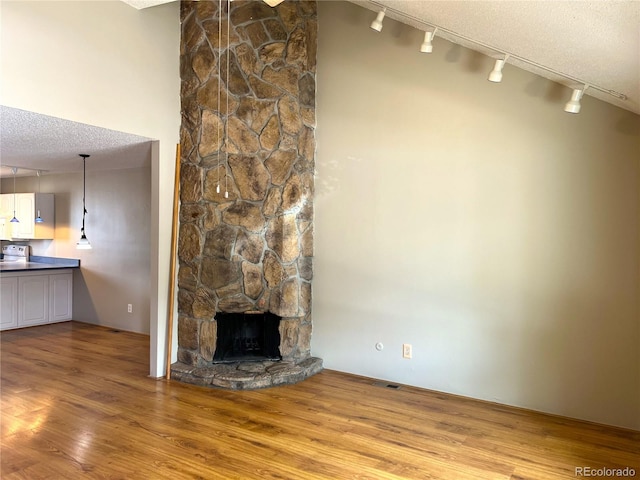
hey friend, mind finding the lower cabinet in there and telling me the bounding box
[49,273,73,323]
[0,277,19,329]
[1,270,73,330]
[19,275,49,326]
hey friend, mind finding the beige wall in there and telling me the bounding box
[314,1,640,429]
[1,1,181,375]
[2,167,152,333]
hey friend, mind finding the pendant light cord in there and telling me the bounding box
[225,0,230,197]
[80,154,89,236]
[216,0,222,191]
[9,167,20,223]
[35,171,43,222]
[13,170,17,217]
[82,157,87,234]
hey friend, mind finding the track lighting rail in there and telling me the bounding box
[366,0,627,102]
[2,165,49,175]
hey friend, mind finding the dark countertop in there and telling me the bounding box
[0,256,80,272]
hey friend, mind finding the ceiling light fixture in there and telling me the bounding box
[488,55,509,83]
[370,8,386,32]
[420,28,438,53]
[76,154,92,250]
[35,170,44,223]
[364,0,627,106]
[564,85,587,114]
[10,168,19,223]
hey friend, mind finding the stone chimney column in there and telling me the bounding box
[176,0,317,370]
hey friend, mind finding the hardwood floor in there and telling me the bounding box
[1,322,638,479]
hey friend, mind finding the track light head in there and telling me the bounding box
[488,56,508,83]
[564,87,586,114]
[370,9,386,32]
[420,28,437,53]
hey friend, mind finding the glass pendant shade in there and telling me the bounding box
[35,210,44,223]
[76,233,92,249]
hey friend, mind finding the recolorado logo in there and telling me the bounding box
[575,466,636,477]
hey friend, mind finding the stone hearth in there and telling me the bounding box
[172,357,322,390]
[171,0,321,389]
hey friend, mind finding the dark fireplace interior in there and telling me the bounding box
[213,312,282,363]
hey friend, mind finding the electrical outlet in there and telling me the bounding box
[402,343,412,359]
[127,304,132,313]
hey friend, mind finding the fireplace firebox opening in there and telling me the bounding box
[213,312,282,363]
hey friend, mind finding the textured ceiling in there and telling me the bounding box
[1,0,638,178]
[0,107,153,179]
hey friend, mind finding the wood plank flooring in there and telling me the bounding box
[1,321,638,479]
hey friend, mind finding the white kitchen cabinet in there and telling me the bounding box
[0,194,15,240]
[0,194,15,217]
[0,270,74,330]
[14,193,36,238]
[0,219,9,241]
[0,193,54,239]
[13,193,55,239]
[0,277,19,329]
[49,272,73,322]
[18,275,49,326]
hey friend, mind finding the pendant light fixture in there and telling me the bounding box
[35,170,44,223]
[10,168,19,223]
[76,154,92,250]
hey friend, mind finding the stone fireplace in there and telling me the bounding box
[170,0,322,389]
